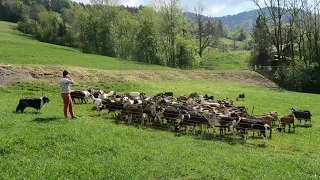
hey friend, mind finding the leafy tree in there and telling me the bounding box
[237,28,247,41]
[135,6,160,64]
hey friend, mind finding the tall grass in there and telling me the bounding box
[0,81,319,179]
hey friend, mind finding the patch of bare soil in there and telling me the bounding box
[0,64,279,88]
[0,64,34,86]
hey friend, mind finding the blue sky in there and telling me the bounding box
[73,0,258,17]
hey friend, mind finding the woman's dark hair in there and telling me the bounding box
[63,70,69,77]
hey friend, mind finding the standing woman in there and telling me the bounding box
[60,70,77,119]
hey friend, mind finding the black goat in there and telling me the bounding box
[181,109,208,133]
[70,91,86,104]
[236,93,245,101]
[203,94,214,100]
[236,118,271,143]
[290,108,312,124]
[164,92,174,97]
[99,99,124,117]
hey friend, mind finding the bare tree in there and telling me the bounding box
[253,0,290,63]
[193,1,219,58]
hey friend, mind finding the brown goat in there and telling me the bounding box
[242,112,274,126]
[177,94,188,101]
[240,112,274,137]
[187,92,199,100]
[278,114,295,132]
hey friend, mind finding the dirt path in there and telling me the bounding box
[0,64,278,88]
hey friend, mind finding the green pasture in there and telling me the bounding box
[202,49,251,70]
[1,21,253,72]
[0,81,319,179]
[0,21,172,71]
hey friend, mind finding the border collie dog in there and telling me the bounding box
[16,97,50,113]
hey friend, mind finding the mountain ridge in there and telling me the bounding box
[184,8,261,32]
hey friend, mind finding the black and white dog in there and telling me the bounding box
[16,97,50,113]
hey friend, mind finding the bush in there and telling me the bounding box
[17,18,35,34]
[275,61,320,93]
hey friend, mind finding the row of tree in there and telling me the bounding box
[251,0,320,93]
[1,0,227,69]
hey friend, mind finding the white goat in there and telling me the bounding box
[98,90,116,101]
[90,95,103,115]
[129,92,141,100]
[202,110,237,140]
[82,90,92,102]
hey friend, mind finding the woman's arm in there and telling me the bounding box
[65,75,75,84]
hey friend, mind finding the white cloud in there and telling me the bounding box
[72,0,258,16]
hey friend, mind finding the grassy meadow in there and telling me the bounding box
[201,38,251,70]
[0,21,172,70]
[1,81,320,179]
[1,21,251,71]
[1,20,320,179]
[202,49,250,70]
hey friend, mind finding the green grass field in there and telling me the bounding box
[0,81,319,179]
[1,20,320,179]
[0,21,172,70]
[202,49,250,70]
[200,37,251,70]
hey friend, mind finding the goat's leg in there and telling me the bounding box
[141,114,144,125]
[289,124,291,132]
[106,110,110,118]
[213,126,216,137]
[243,130,247,143]
[293,122,295,132]
[129,114,132,124]
[262,131,268,144]
[97,108,101,116]
[230,124,236,142]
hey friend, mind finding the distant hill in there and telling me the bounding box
[184,8,264,32]
[184,7,291,32]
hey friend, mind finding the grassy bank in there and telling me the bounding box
[0,21,172,71]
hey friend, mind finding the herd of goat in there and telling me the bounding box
[70,89,312,143]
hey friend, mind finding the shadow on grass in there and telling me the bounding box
[245,142,269,148]
[276,129,296,134]
[13,111,39,114]
[194,133,237,143]
[33,117,63,123]
[13,31,36,40]
[269,87,285,92]
[295,124,312,128]
[112,118,268,147]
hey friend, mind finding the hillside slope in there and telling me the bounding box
[0,21,172,71]
[0,21,277,88]
[0,64,278,88]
